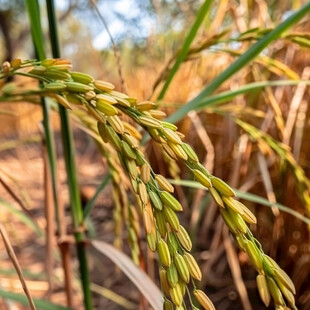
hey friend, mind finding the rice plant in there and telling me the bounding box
[0,0,309,309]
[0,56,299,310]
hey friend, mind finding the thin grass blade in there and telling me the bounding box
[0,198,43,236]
[92,239,163,310]
[83,174,111,219]
[90,283,136,309]
[25,0,46,59]
[168,179,310,225]
[157,0,213,100]
[195,80,310,109]
[0,289,71,310]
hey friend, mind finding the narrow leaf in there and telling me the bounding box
[195,80,310,109]
[168,179,310,225]
[157,0,213,99]
[235,190,310,225]
[92,239,163,310]
[0,198,43,237]
[90,283,136,309]
[25,0,46,59]
[83,174,111,219]
[0,289,71,310]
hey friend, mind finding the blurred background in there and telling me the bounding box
[0,0,310,309]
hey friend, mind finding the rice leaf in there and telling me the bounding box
[92,239,163,310]
[90,283,136,309]
[0,198,43,237]
[83,174,111,218]
[25,0,46,59]
[157,0,213,99]
[168,179,310,225]
[195,80,310,109]
[0,289,71,310]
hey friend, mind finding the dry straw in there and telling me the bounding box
[0,58,297,310]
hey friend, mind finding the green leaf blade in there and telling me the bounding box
[168,179,310,225]
[0,289,71,310]
[157,0,213,100]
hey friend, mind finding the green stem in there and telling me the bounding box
[76,242,93,307]
[45,0,61,57]
[45,0,93,309]
[42,99,59,218]
[14,72,51,83]
[25,0,60,229]
[1,90,46,97]
[57,109,83,228]
[0,72,50,82]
